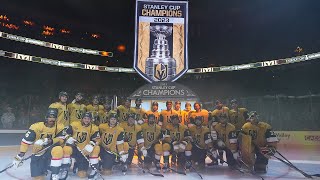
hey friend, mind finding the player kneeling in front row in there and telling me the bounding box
[240,111,278,173]
[120,113,146,169]
[210,113,239,168]
[13,108,67,180]
[189,116,213,167]
[62,112,100,179]
[141,114,163,168]
[99,111,129,175]
[163,114,193,170]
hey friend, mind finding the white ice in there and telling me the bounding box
[0,144,319,180]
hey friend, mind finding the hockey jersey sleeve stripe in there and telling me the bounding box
[117,140,124,145]
[267,137,278,142]
[22,138,33,145]
[137,138,144,144]
[205,139,212,144]
[229,139,237,144]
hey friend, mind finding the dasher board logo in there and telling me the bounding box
[134,0,188,83]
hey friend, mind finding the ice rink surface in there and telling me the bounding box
[0,134,319,180]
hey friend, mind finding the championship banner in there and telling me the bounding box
[134,0,188,83]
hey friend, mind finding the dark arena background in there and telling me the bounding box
[0,0,319,180]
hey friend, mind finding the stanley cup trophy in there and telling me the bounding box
[145,25,176,81]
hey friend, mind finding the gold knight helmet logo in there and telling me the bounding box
[76,132,88,143]
[147,132,154,142]
[154,63,168,81]
[103,133,114,145]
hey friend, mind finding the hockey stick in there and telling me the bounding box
[160,163,186,175]
[275,149,320,178]
[190,165,203,179]
[133,151,164,177]
[75,145,105,180]
[134,162,164,177]
[0,142,57,174]
[238,159,265,180]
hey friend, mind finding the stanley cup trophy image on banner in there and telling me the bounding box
[134,0,188,83]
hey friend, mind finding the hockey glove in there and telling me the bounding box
[83,141,96,156]
[13,153,24,168]
[141,146,148,157]
[119,152,128,163]
[66,137,77,145]
[260,146,276,158]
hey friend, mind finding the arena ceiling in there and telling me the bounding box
[1,0,320,68]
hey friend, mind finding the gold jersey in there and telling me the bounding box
[241,121,278,148]
[133,107,147,121]
[49,102,69,126]
[145,110,160,124]
[189,109,209,126]
[141,123,162,149]
[164,124,191,143]
[229,108,248,130]
[210,106,230,121]
[189,126,212,149]
[86,104,105,123]
[67,121,100,149]
[212,122,237,152]
[159,109,178,130]
[99,123,125,153]
[116,105,135,123]
[20,122,66,153]
[67,102,86,123]
[181,109,192,126]
[120,123,144,148]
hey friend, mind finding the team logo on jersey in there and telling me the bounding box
[196,134,201,145]
[173,132,180,141]
[64,110,69,120]
[103,133,114,145]
[124,132,133,142]
[77,132,88,143]
[76,109,84,119]
[146,132,154,142]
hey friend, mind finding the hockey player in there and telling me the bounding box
[145,101,160,124]
[240,111,278,173]
[49,91,70,126]
[189,116,213,167]
[210,100,230,123]
[174,101,183,120]
[86,95,104,126]
[210,100,230,162]
[62,112,100,179]
[101,96,114,123]
[117,98,135,123]
[163,114,192,170]
[229,99,249,131]
[67,92,86,124]
[181,102,192,127]
[99,111,128,175]
[13,108,67,180]
[189,102,209,126]
[141,114,163,167]
[211,113,239,168]
[159,101,178,130]
[120,113,146,166]
[133,98,147,125]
